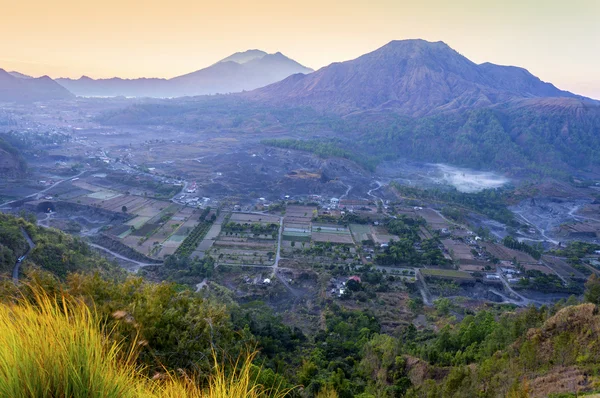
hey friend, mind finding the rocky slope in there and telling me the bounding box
[248,39,592,116]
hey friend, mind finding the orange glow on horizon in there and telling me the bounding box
[1,0,599,98]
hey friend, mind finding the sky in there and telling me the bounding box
[1,0,599,98]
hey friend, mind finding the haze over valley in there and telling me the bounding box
[55,50,313,98]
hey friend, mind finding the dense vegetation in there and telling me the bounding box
[344,106,600,178]
[142,254,215,285]
[502,235,542,260]
[175,222,212,257]
[553,241,600,259]
[99,97,600,178]
[0,213,118,279]
[375,217,449,267]
[0,214,29,273]
[223,222,279,237]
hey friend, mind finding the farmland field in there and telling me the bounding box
[312,232,354,244]
[349,224,371,242]
[441,239,474,261]
[421,268,474,280]
[483,242,538,264]
[126,216,151,229]
[230,213,280,224]
[542,255,587,280]
[371,226,399,244]
[87,191,122,200]
[417,208,452,230]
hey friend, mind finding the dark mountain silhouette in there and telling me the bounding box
[57,50,313,98]
[248,39,593,116]
[0,69,73,102]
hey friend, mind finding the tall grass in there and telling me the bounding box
[0,289,291,398]
[315,385,339,398]
[0,289,145,398]
[157,350,291,398]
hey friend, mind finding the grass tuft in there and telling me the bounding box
[0,287,292,398]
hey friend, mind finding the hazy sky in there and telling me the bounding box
[1,0,599,98]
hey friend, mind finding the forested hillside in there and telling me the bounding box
[0,213,118,278]
[98,93,600,178]
[2,212,600,397]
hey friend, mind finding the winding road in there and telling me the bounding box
[366,180,383,201]
[568,205,600,223]
[415,269,433,306]
[271,216,301,296]
[0,170,87,209]
[87,243,161,270]
[339,182,352,200]
[195,278,208,292]
[496,272,544,306]
[13,227,35,283]
[512,209,559,245]
[272,216,284,273]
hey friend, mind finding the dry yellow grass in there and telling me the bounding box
[0,288,291,398]
[315,385,339,398]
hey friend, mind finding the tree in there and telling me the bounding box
[434,298,451,316]
[584,274,600,304]
[122,205,127,213]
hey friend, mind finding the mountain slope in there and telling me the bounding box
[248,39,590,116]
[0,69,73,102]
[217,49,267,64]
[57,50,313,98]
[8,71,33,79]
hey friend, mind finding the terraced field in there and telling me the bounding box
[210,212,279,266]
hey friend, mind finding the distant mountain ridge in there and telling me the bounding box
[0,69,73,103]
[217,49,267,64]
[248,39,593,116]
[56,50,313,98]
[8,71,33,79]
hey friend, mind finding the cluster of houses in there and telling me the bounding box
[329,275,362,297]
[175,195,211,208]
[500,267,523,284]
[186,182,197,193]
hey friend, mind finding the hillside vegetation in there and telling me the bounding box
[3,213,600,397]
[99,95,600,178]
[0,213,118,279]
